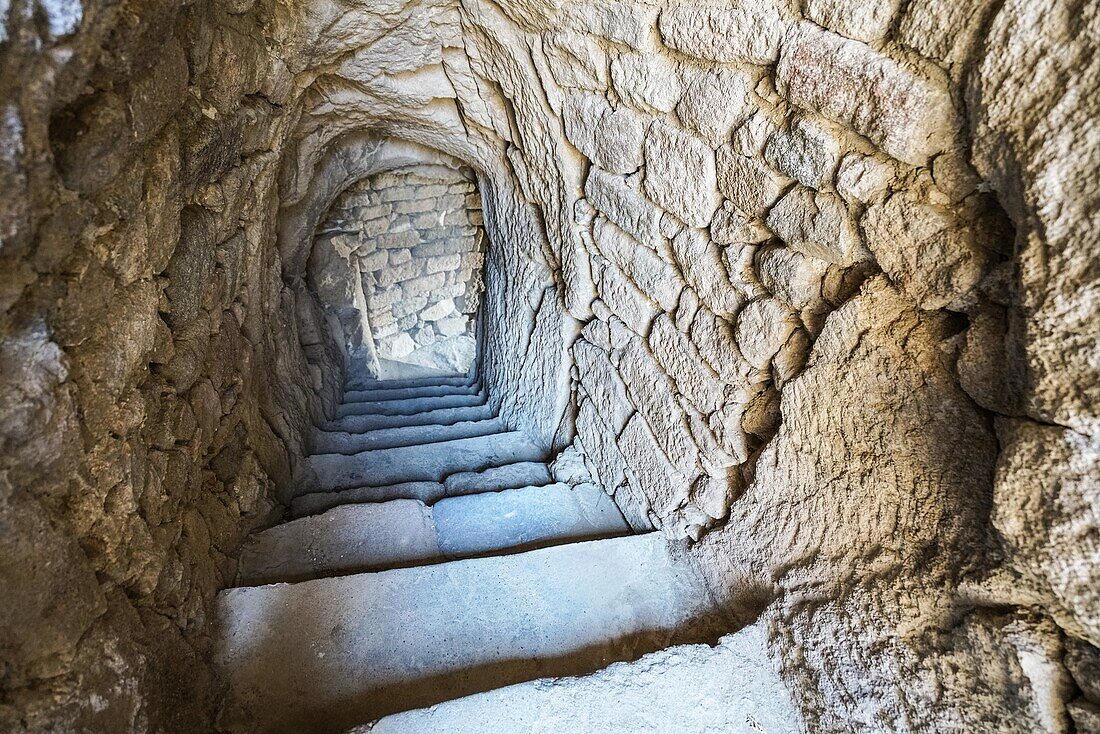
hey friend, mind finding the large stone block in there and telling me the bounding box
[716,148,789,217]
[734,297,800,370]
[670,228,745,316]
[764,117,843,190]
[584,169,663,249]
[426,253,462,274]
[710,202,772,246]
[591,217,683,312]
[610,53,682,115]
[644,121,721,227]
[558,1,660,49]
[677,67,755,148]
[766,185,864,265]
[862,190,992,310]
[835,152,895,203]
[689,306,753,385]
[400,272,447,296]
[562,94,648,174]
[618,338,702,474]
[649,313,726,414]
[544,32,608,91]
[617,413,695,534]
[755,244,832,312]
[574,340,634,434]
[575,398,631,500]
[776,23,956,166]
[803,0,901,43]
[593,256,659,337]
[659,0,789,63]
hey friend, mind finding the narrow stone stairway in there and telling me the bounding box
[214,372,729,734]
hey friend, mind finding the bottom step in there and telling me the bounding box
[361,622,803,734]
[215,534,725,734]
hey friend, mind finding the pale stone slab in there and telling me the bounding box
[776,22,956,166]
[236,501,442,585]
[323,403,496,434]
[309,418,506,455]
[644,121,720,227]
[365,623,804,734]
[305,432,546,493]
[215,535,724,734]
[610,53,682,114]
[659,0,790,63]
[434,483,630,557]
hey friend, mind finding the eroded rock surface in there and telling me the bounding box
[0,0,1096,731]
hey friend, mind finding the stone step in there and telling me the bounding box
[346,374,475,391]
[303,432,546,494]
[291,481,447,518]
[215,534,724,734]
[334,392,486,419]
[310,418,506,455]
[443,461,554,496]
[433,483,630,559]
[289,461,555,519]
[236,500,440,585]
[342,382,481,405]
[322,403,496,434]
[362,623,803,734]
[236,484,630,585]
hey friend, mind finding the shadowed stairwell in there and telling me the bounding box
[2,1,1096,732]
[211,174,765,733]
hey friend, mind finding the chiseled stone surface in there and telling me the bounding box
[2,0,1096,731]
[776,22,957,166]
[643,120,721,227]
[363,622,803,734]
[659,0,790,63]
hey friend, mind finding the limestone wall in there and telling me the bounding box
[314,167,485,376]
[1,0,1097,732]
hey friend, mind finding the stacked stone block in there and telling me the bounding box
[317,168,486,371]
[548,3,1002,545]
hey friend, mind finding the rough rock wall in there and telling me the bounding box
[0,3,345,731]
[314,167,485,376]
[1,0,1097,732]
[0,1,572,729]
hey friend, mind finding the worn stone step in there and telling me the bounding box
[236,500,441,585]
[342,382,481,405]
[215,534,724,734]
[362,623,802,734]
[303,432,545,494]
[289,461,555,519]
[335,392,486,419]
[443,461,554,496]
[433,483,630,559]
[310,418,506,455]
[322,403,496,434]
[236,484,630,585]
[346,374,475,392]
[291,481,447,518]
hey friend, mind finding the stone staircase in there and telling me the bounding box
[213,373,773,734]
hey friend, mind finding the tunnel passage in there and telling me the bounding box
[308,166,487,381]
